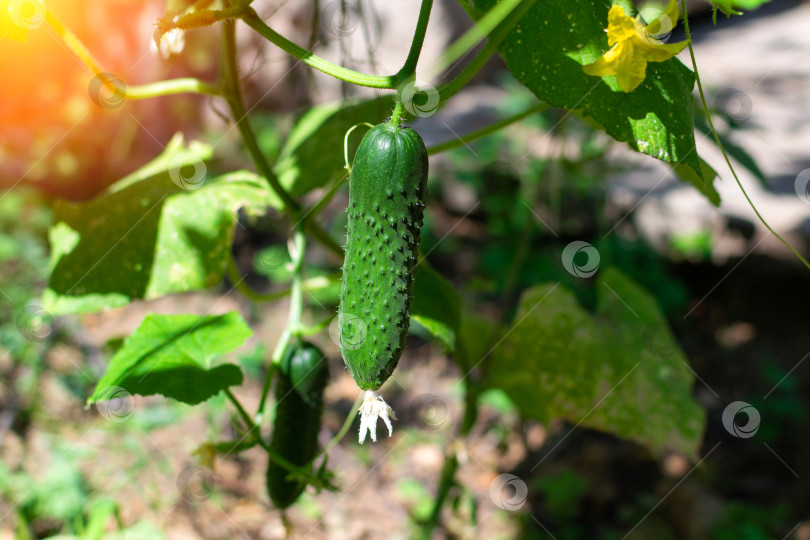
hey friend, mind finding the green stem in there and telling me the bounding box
[124,79,221,99]
[680,0,810,271]
[241,8,397,88]
[389,100,406,127]
[255,362,278,425]
[426,102,547,155]
[222,22,332,421]
[225,388,256,433]
[224,389,324,487]
[318,393,364,457]
[222,20,300,215]
[287,229,307,335]
[438,0,536,102]
[222,20,342,258]
[257,228,308,421]
[46,10,220,99]
[433,0,523,74]
[394,0,433,84]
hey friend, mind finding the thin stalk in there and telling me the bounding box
[222,20,300,215]
[226,20,344,259]
[438,0,536,101]
[427,102,547,155]
[224,389,324,486]
[255,362,279,425]
[394,0,433,84]
[680,0,810,271]
[256,228,308,421]
[389,100,406,127]
[241,8,397,88]
[318,393,365,457]
[46,10,220,99]
[225,388,257,433]
[432,0,524,75]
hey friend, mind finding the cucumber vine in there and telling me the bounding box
[21,0,802,535]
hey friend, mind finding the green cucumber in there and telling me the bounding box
[337,120,428,442]
[266,341,329,508]
[338,122,428,391]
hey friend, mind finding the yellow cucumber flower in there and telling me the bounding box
[583,0,687,92]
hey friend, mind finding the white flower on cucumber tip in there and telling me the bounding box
[358,391,396,444]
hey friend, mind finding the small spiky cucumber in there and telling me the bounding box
[266,341,329,508]
[338,120,428,441]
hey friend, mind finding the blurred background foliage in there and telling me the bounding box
[2,0,810,538]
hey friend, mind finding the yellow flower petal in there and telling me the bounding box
[637,39,687,63]
[582,2,688,93]
[644,0,680,37]
[607,5,635,46]
[614,44,649,92]
[583,55,614,77]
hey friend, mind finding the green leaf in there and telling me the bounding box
[488,268,705,457]
[411,263,461,352]
[45,142,275,315]
[273,95,395,196]
[711,0,771,17]
[88,312,250,406]
[672,157,721,206]
[473,0,707,182]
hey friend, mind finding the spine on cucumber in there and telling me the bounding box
[266,341,329,509]
[338,121,428,392]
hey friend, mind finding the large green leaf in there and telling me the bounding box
[411,263,461,352]
[45,139,275,315]
[473,0,706,183]
[87,312,251,406]
[488,268,705,457]
[273,95,396,196]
